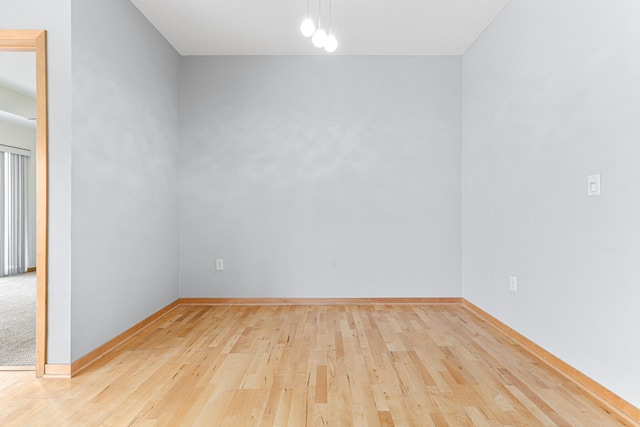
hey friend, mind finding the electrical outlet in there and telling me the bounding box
[509,276,518,292]
[216,259,224,271]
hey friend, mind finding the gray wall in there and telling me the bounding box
[0,0,73,364]
[70,0,180,360]
[180,57,461,298]
[462,0,640,408]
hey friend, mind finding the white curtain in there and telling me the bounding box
[0,151,29,277]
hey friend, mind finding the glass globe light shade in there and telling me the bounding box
[324,34,338,53]
[300,18,316,38]
[312,29,327,48]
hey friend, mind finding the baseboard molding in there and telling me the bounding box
[70,299,181,376]
[462,299,640,423]
[26,267,36,273]
[44,364,70,377]
[179,297,463,305]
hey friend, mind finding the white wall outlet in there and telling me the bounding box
[509,275,518,292]
[216,259,224,271]
[587,174,601,197]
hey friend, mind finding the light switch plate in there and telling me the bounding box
[587,174,601,197]
[216,259,224,271]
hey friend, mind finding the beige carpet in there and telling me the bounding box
[0,272,36,366]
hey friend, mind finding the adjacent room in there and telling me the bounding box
[0,52,37,369]
[0,0,639,425]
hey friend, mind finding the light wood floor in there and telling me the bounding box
[0,304,636,426]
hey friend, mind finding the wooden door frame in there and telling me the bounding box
[0,30,48,378]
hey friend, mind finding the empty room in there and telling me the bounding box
[1,0,639,425]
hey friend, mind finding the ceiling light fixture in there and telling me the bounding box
[323,0,338,53]
[312,29,327,48]
[311,0,326,48]
[300,0,315,37]
[302,0,338,52]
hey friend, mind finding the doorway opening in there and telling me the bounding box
[0,30,48,378]
[0,141,37,368]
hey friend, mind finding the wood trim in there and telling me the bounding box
[0,30,41,50]
[70,300,181,376]
[0,29,48,379]
[462,299,640,424]
[179,297,463,306]
[27,267,36,273]
[35,30,48,379]
[44,364,71,377]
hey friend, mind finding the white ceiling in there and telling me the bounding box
[130,0,510,55]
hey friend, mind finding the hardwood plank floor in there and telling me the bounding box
[0,304,636,426]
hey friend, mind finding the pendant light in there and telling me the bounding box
[311,0,327,48]
[323,0,338,52]
[300,0,315,37]
[299,0,339,52]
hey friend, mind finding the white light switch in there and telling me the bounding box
[216,259,224,271]
[587,174,601,197]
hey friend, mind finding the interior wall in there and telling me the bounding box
[70,0,180,360]
[0,0,73,364]
[180,56,462,298]
[462,0,640,408]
